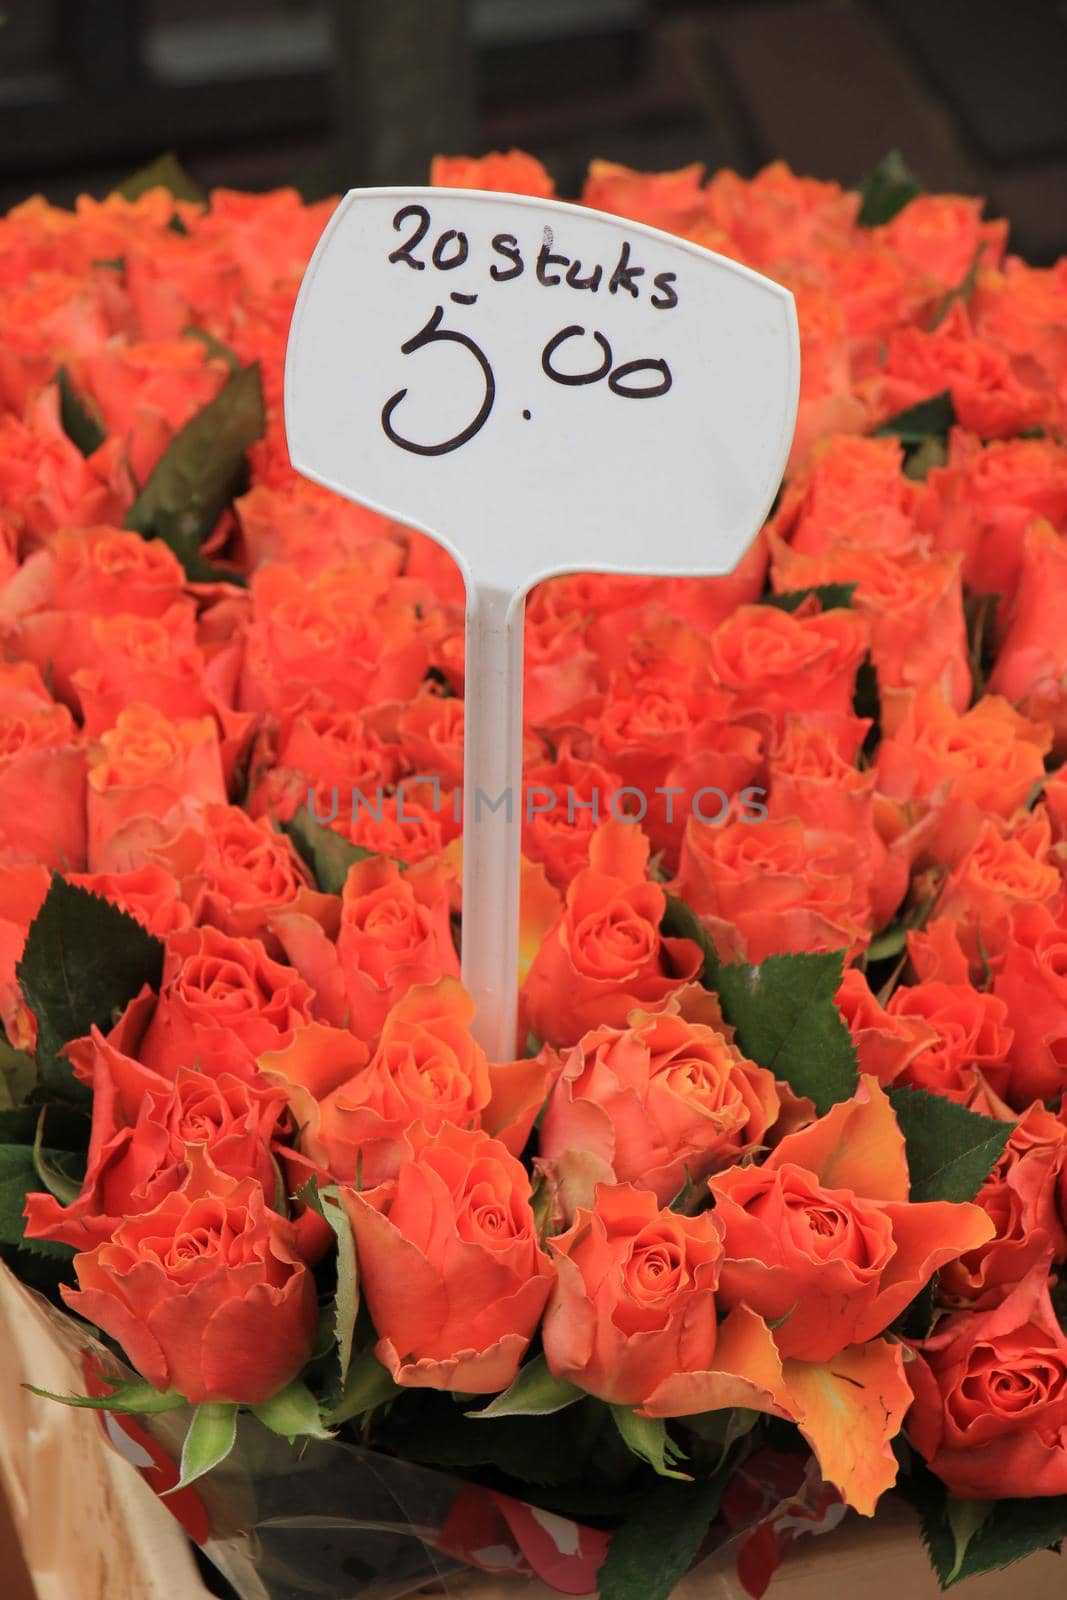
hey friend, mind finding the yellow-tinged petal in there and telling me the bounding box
[765,1075,908,1201]
[782,1338,911,1516]
[446,841,563,987]
[519,855,563,985]
[640,1304,794,1419]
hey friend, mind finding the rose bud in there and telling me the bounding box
[709,1077,993,1361]
[341,1124,552,1394]
[908,1262,1067,1498]
[61,1150,317,1405]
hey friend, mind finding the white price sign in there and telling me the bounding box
[285,188,800,1056]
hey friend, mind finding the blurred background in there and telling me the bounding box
[1,0,1066,260]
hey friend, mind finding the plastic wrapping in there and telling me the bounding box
[11,1259,1061,1600]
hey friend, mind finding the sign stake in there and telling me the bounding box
[285,187,799,1058]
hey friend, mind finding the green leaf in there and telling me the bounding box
[0,1038,35,1110]
[468,1355,583,1419]
[32,1109,85,1205]
[611,1407,690,1481]
[124,363,264,585]
[169,1402,237,1493]
[56,367,106,456]
[864,925,909,964]
[25,1377,186,1414]
[858,150,922,226]
[115,152,204,205]
[182,326,240,373]
[0,1144,75,1258]
[282,806,398,894]
[905,1458,1067,1588]
[874,391,956,446]
[713,950,859,1114]
[598,1472,724,1600]
[889,1087,1012,1203]
[0,1108,40,1144]
[321,1188,358,1385]
[16,876,164,1100]
[763,582,856,614]
[252,1379,334,1441]
[326,1349,401,1426]
[945,1498,994,1583]
[293,1174,327,1219]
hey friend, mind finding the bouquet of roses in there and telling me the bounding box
[2,146,1067,1598]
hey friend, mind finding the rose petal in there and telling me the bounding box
[766,1075,908,1201]
[781,1338,912,1515]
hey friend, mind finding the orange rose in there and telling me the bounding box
[136,924,314,1081]
[816,236,935,377]
[907,1263,1067,1499]
[703,162,859,269]
[993,904,1067,1106]
[396,691,465,789]
[874,688,1051,868]
[771,434,919,559]
[124,228,243,342]
[835,967,937,1086]
[273,854,459,1042]
[262,978,551,1188]
[249,703,401,827]
[183,186,336,298]
[24,1030,289,1250]
[0,526,185,704]
[522,820,702,1049]
[522,743,624,890]
[709,602,869,733]
[0,268,124,416]
[62,1151,317,1405]
[938,1103,1067,1308]
[522,578,601,727]
[539,1009,779,1208]
[709,1078,993,1361]
[770,536,969,713]
[86,702,226,871]
[884,979,1013,1108]
[876,193,1007,289]
[71,603,215,736]
[0,661,87,869]
[239,563,428,719]
[147,802,317,946]
[341,1123,553,1392]
[936,810,1062,973]
[431,150,555,198]
[675,814,871,964]
[972,258,1067,408]
[864,302,1047,440]
[765,717,909,928]
[989,520,1067,755]
[543,1182,723,1406]
[0,390,122,541]
[917,430,1067,607]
